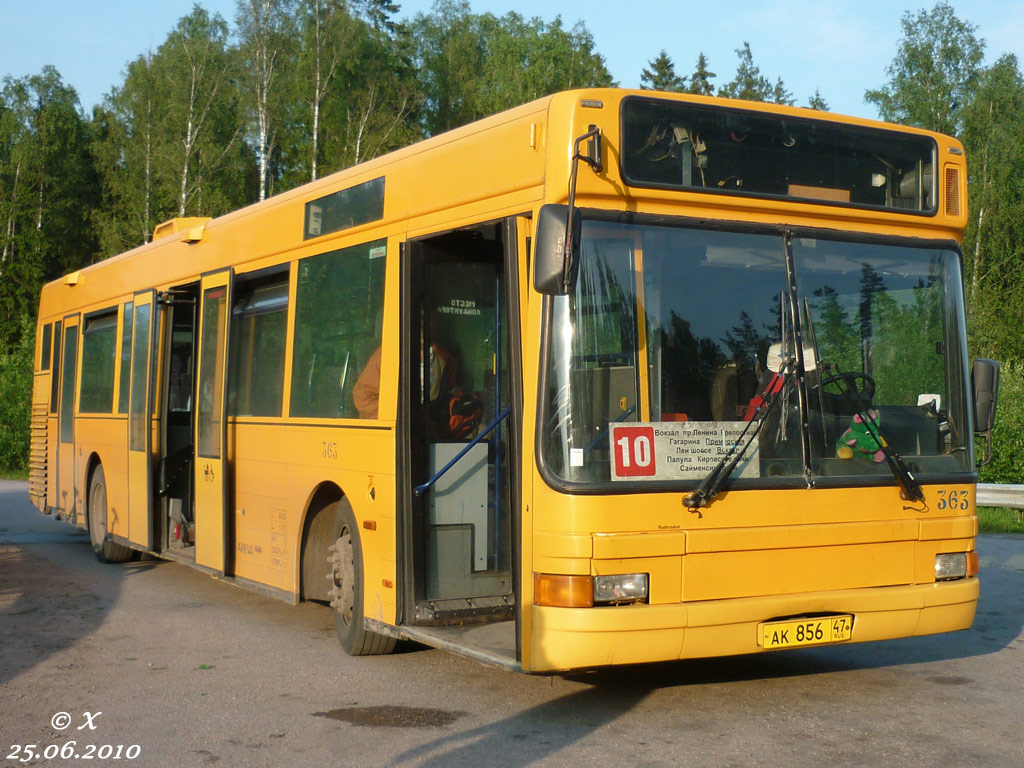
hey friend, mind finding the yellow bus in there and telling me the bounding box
[29,89,1000,671]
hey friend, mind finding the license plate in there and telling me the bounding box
[758,615,854,650]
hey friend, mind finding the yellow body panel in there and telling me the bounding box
[530,578,978,672]
[75,415,130,537]
[30,88,977,672]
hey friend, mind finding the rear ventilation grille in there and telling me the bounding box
[944,165,961,217]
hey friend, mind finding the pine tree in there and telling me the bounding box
[807,89,829,111]
[718,42,773,102]
[0,68,97,345]
[687,52,715,95]
[640,50,686,92]
[357,0,402,35]
[770,77,794,106]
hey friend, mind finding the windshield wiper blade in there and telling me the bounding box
[684,365,793,511]
[824,363,925,503]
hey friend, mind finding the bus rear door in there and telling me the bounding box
[127,291,156,549]
[193,270,233,574]
[57,315,79,519]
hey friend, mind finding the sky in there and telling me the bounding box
[1,1,1023,121]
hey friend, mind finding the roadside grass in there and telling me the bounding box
[978,506,1024,534]
[0,468,29,481]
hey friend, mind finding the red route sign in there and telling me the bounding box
[611,426,657,477]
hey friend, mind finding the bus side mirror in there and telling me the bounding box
[972,358,1000,465]
[533,204,581,295]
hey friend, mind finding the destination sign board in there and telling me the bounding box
[609,421,759,482]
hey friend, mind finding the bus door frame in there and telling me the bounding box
[56,313,80,521]
[127,290,157,550]
[193,269,233,575]
[507,216,527,664]
[396,218,523,654]
[396,238,422,624]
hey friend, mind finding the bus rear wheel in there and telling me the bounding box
[326,499,396,656]
[88,465,133,564]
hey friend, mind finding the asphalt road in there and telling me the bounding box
[2,478,1022,768]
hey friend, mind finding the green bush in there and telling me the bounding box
[0,316,34,473]
[979,359,1024,484]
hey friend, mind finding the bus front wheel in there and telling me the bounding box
[87,465,134,564]
[327,498,396,656]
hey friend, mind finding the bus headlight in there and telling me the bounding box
[593,573,648,605]
[934,552,969,581]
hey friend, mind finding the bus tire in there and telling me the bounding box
[327,498,396,656]
[87,465,133,564]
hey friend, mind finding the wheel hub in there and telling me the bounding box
[326,530,355,625]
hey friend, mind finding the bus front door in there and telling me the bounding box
[401,222,516,629]
[193,270,233,574]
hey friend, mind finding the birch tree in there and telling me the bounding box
[157,7,244,216]
[92,52,162,253]
[237,0,298,200]
[297,0,355,182]
[864,1,983,135]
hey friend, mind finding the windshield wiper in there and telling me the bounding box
[822,362,925,503]
[684,363,794,511]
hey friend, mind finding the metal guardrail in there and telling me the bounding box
[976,483,1024,509]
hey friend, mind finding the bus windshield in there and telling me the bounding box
[540,218,972,488]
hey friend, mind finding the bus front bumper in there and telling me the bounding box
[528,577,979,672]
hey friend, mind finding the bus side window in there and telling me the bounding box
[290,239,386,419]
[228,278,288,417]
[79,311,118,414]
[49,320,62,415]
[117,302,133,414]
[40,323,52,371]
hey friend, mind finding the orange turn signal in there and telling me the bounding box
[967,550,979,578]
[534,573,594,608]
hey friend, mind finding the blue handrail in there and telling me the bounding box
[584,404,637,456]
[414,406,511,497]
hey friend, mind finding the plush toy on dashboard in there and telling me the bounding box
[836,410,887,462]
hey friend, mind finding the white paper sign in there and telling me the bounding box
[609,421,759,482]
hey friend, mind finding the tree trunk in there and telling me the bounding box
[1,161,20,269]
[311,0,322,182]
[144,96,152,241]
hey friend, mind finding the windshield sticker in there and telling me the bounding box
[609,422,759,482]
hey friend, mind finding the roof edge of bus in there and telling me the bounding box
[577,87,963,144]
[43,87,963,291]
[43,89,578,290]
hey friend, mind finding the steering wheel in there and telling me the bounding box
[817,371,875,400]
[812,371,876,414]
